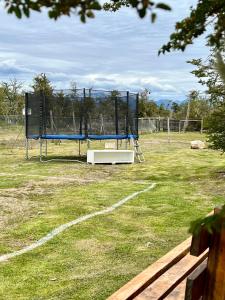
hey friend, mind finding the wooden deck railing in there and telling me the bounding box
[108,208,225,300]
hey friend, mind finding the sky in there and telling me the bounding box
[0,0,210,101]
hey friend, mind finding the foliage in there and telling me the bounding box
[190,205,225,235]
[188,52,225,104]
[138,88,211,121]
[183,91,211,120]
[188,52,225,151]
[215,52,225,84]
[3,0,171,23]
[0,79,24,116]
[31,73,53,96]
[139,89,156,117]
[160,0,225,54]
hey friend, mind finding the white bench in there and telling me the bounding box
[87,150,134,165]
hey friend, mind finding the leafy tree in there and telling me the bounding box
[31,73,53,96]
[189,52,225,151]
[171,102,180,114]
[0,87,6,115]
[158,103,169,117]
[138,90,149,117]
[160,0,225,53]
[0,79,24,116]
[188,52,225,104]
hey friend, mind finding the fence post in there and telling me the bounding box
[201,119,204,134]
[167,117,170,143]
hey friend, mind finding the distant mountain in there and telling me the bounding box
[155,99,184,108]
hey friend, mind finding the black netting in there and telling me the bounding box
[26,92,41,137]
[26,89,138,139]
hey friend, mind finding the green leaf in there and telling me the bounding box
[138,8,146,18]
[156,3,171,11]
[23,6,30,17]
[151,12,157,23]
[14,7,22,18]
[86,10,95,18]
[80,14,86,23]
[89,2,102,10]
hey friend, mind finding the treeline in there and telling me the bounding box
[0,74,54,116]
[0,73,213,124]
[138,89,212,121]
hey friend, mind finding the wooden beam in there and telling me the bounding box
[185,259,207,300]
[190,226,211,257]
[135,250,208,300]
[107,237,192,300]
[204,223,225,300]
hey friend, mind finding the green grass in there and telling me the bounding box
[0,132,224,299]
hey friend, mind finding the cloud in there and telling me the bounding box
[0,0,210,100]
[0,58,34,77]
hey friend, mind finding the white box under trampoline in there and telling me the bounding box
[87,150,135,164]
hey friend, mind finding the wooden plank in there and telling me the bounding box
[190,210,215,257]
[165,280,186,300]
[107,237,192,300]
[135,250,208,300]
[204,222,225,300]
[185,259,207,300]
[190,226,210,257]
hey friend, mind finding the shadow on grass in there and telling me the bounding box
[28,155,87,163]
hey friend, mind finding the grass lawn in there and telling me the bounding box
[0,132,224,299]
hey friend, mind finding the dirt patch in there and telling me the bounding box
[0,196,37,228]
[74,239,115,255]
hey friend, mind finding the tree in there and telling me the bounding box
[188,52,225,104]
[160,0,225,54]
[138,89,160,117]
[31,73,53,96]
[0,87,6,115]
[0,79,24,116]
[171,102,180,114]
[188,52,225,150]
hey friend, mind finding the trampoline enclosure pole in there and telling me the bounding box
[25,93,29,159]
[126,91,129,137]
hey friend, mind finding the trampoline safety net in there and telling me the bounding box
[25,89,139,140]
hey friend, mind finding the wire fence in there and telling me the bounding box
[138,117,204,134]
[0,115,25,150]
[0,115,205,154]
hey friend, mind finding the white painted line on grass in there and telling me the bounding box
[0,182,156,263]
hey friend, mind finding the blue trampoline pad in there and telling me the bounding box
[28,134,86,140]
[88,134,138,140]
[28,134,138,140]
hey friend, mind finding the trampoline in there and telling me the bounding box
[25,88,139,161]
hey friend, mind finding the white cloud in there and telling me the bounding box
[0,0,210,100]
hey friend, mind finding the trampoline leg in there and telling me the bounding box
[45,139,48,157]
[78,140,81,156]
[87,139,91,149]
[125,139,128,150]
[40,138,43,162]
[25,138,29,160]
[116,140,119,150]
